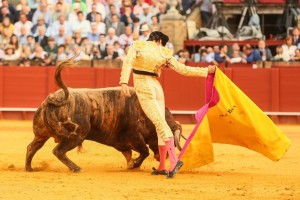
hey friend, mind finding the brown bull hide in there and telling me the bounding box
[25,55,182,172]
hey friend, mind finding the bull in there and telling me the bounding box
[25,55,182,172]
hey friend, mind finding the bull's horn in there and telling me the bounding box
[174,130,182,151]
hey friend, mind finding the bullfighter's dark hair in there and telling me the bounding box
[147,31,169,46]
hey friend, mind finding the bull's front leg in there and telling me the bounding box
[130,142,150,169]
[121,150,133,169]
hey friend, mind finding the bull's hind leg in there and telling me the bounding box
[26,136,50,171]
[52,138,83,172]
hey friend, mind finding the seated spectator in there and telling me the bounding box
[72,0,88,14]
[51,0,70,17]
[257,40,272,61]
[30,44,47,61]
[214,44,231,63]
[87,23,100,44]
[230,50,243,64]
[107,14,125,36]
[3,45,20,61]
[19,58,31,67]
[118,25,133,48]
[293,48,300,61]
[86,3,100,23]
[51,2,68,22]
[72,29,83,45]
[282,35,297,61]
[64,35,74,53]
[229,42,243,57]
[56,44,67,61]
[120,5,135,27]
[105,27,119,45]
[19,26,29,47]
[104,44,119,60]
[72,11,91,37]
[97,33,108,59]
[9,34,22,58]
[271,46,284,62]
[113,41,125,58]
[139,24,150,41]
[53,25,66,46]
[132,17,141,35]
[138,3,152,25]
[40,53,56,66]
[205,46,218,65]
[68,3,81,23]
[292,26,300,46]
[17,2,33,21]
[94,13,106,34]
[0,28,12,49]
[133,0,148,16]
[44,37,58,59]
[80,37,93,56]
[0,4,15,23]
[192,46,206,62]
[31,2,52,25]
[31,15,49,37]
[34,26,48,48]
[87,0,106,19]
[0,16,14,35]
[20,45,33,61]
[49,15,72,37]
[68,44,90,60]
[26,35,35,52]
[149,15,160,32]
[14,13,33,37]
[91,44,101,59]
[242,44,261,63]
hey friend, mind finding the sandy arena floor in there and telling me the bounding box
[0,120,299,200]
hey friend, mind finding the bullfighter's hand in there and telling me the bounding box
[208,65,216,74]
[121,84,131,97]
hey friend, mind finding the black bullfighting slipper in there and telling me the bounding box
[151,167,169,175]
[166,160,184,179]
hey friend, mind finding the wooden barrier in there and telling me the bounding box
[0,66,300,123]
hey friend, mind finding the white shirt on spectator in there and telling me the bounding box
[87,2,106,19]
[118,34,133,48]
[49,21,73,37]
[105,35,119,45]
[72,20,91,37]
[32,10,53,25]
[282,44,297,61]
[94,22,106,34]
[14,21,33,37]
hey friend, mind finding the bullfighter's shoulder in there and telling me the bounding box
[131,41,148,52]
[160,46,173,59]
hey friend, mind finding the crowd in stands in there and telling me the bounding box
[0,0,299,68]
[0,0,182,67]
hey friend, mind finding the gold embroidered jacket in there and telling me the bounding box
[120,40,209,84]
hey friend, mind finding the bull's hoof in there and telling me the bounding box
[25,167,33,172]
[70,167,81,173]
[127,159,141,169]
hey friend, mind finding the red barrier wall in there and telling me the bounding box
[0,66,300,122]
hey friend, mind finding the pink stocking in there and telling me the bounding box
[157,145,167,170]
[165,137,178,171]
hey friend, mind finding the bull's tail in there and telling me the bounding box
[47,54,79,106]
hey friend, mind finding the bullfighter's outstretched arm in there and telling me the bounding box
[168,57,209,77]
[120,46,136,85]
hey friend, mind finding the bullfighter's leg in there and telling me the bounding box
[52,138,83,172]
[25,136,50,172]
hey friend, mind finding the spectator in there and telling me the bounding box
[104,4,119,27]
[149,0,160,16]
[56,44,67,61]
[44,37,58,59]
[3,45,19,60]
[282,35,297,61]
[271,46,284,62]
[97,33,108,59]
[9,33,22,58]
[71,0,87,14]
[34,26,48,47]
[51,0,70,17]
[242,44,261,63]
[105,27,119,45]
[205,46,218,65]
[30,44,47,61]
[72,29,83,45]
[230,50,243,64]
[215,44,231,63]
[120,5,135,27]
[104,44,119,60]
[53,25,66,46]
[68,44,89,60]
[31,2,52,25]
[132,17,141,35]
[139,24,150,41]
[1,0,18,23]
[27,0,39,13]
[31,15,48,37]
[0,16,14,34]
[49,15,72,37]
[26,34,35,51]
[17,2,33,21]
[149,15,160,32]
[257,40,272,61]
[91,13,106,35]
[192,46,206,62]
[14,13,33,37]
[107,14,125,36]
[87,0,106,19]
[64,35,74,53]
[133,0,148,16]
[229,42,243,57]
[113,41,125,58]
[72,11,91,37]
[292,27,300,46]
[104,0,120,16]
[118,25,133,48]
[293,48,300,61]
[156,3,167,23]
[196,0,212,27]
[138,3,152,25]
[20,45,33,62]
[68,2,81,23]
[80,37,93,56]
[19,26,29,47]
[86,3,100,23]
[91,43,102,59]
[87,23,100,43]
[0,5,14,23]
[51,2,68,22]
